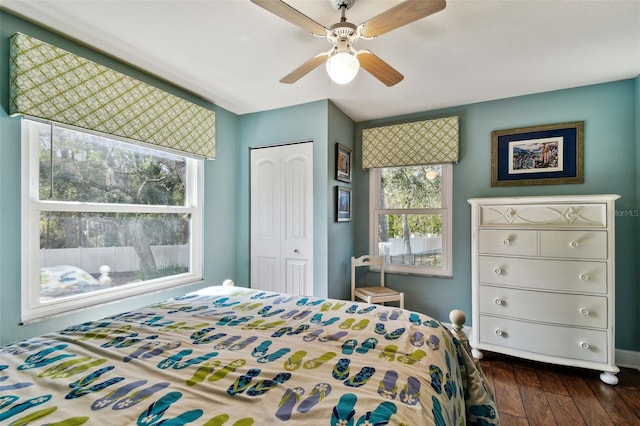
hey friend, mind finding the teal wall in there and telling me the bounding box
[237,101,331,296]
[327,101,356,300]
[0,11,239,345]
[636,75,640,351]
[354,79,639,351]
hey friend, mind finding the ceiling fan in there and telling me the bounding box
[250,0,446,86]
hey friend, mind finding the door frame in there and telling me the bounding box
[249,141,314,295]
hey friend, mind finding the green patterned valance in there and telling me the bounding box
[362,116,458,169]
[9,33,215,159]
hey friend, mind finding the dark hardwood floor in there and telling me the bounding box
[478,353,640,425]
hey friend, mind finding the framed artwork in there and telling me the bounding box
[336,186,352,222]
[336,143,352,183]
[491,121,584,187]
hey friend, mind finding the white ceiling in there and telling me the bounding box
[2,0,639,122]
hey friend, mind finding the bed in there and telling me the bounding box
[0,283,499,425]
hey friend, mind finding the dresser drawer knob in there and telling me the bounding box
[494,268,502,274]
[569,241,580,248]
[502,239,511,246]
[579,274,589,281]
[580,342,590,349]
[580,308,590,316]
[494,298,504,306]
[495,329,504,336]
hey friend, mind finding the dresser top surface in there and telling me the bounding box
[468,194,620,205]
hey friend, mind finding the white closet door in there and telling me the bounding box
[250,142,313,295]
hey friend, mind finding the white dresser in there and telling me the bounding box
[467,195,619,385]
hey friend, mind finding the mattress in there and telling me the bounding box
[0,285,498,425]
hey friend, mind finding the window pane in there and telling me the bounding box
[39,124,186,205]
[381,165,442,209]
[24,119,202,321]
[377,213,442,268]
[35,121,53,199]
[39,211,191,302]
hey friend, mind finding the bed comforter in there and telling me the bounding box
[0,286,498,425]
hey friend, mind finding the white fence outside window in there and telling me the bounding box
[40,245,189,274]
[378,236,442,257]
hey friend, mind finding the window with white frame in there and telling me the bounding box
[369,164,452,277]
[21,119,203,322]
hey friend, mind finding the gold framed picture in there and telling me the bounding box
[491,121,584,187]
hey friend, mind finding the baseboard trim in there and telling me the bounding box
[444,323,640,371]
[616,349,640,370]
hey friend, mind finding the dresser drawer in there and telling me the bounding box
[540,230,607,259]
[478,315,607,363]
[478,286,607,328]
[478,203,607,228]
[478,229,537,256]
[478,256,607,294]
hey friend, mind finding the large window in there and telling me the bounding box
[369,164,452,277]
[21,119,203,322]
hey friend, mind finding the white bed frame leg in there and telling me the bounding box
[449,309,484,359]
[449,310,471,350]
[471,347,484,360]
[449,309,467,339]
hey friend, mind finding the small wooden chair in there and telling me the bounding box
[351,255,404,308]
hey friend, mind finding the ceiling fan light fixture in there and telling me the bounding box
[252,0,444,86]
[326,51,359,84]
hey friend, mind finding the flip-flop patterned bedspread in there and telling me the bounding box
[0,286,499,425]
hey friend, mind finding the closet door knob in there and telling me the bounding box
[579,274,589,281]
[580,342,590,349]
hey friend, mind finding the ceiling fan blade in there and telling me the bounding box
[360,0,446,38]
[280,52,329,84]
[251,0,327,36]
[357,50,404,87]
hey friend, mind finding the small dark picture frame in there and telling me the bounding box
[491,121,584,187]
[336,143,352,183]
[336,186,352,222]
